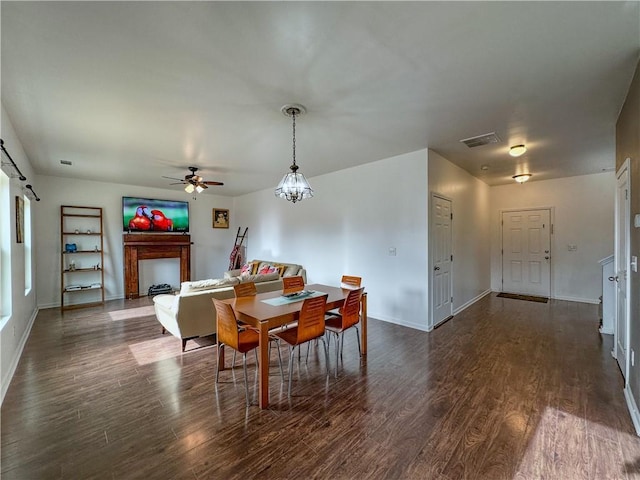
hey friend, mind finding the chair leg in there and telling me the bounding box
[216,344,224,383]
[287,346,296,397]
[320,336,330,376]
[354,325,362,357]
[275,340,284,378]
[334,332,340,378]
[242,352,250,406]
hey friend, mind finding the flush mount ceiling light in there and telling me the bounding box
[509,144,527,157]
[513,173,532,183]
[275,104,313,204]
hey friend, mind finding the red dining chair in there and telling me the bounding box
[275,295,330,396]
[232,282,284,379]
[325,287,364,377]
[213,299,261,406]
[282,276,305,296]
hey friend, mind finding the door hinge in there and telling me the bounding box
[450,254,453,262]
[626,189,629,200]
[450,213,453,220]
[551,224,554,234]
[451,296,453,303]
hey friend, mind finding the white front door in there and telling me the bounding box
[502,209,551,297]
[615,163,630,380]
[431,194,452,326]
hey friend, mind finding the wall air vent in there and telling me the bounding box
[60,160,72,165]
[460,132,501,148]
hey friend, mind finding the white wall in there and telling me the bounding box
[490,172,615,303]
[34,177,235,308]
[234,150,430,330]
[1,104,38,402]
[428,150,492,323]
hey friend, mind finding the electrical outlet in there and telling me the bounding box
[567,244,578,251]
[633,350,635,367]
[388,247,397,256]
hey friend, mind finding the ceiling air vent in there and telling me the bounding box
[460,132,501,148]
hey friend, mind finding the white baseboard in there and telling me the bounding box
[453,289,492,316]
[1,307,38,405]
[552,294,600,305]
[371,312,429,332]
[38,293,125,310]
[624,385,640,437]
[599,326,614,335]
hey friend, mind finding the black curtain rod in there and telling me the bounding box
[0,138,41,201]
[0,138,26,181]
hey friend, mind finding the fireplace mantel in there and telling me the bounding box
[123,234,191,299]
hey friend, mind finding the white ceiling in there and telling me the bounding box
[1,2,639,197]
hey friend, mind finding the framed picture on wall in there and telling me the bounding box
[213,208,229,229]
[15,196,24,243]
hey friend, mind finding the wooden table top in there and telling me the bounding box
[223,283,350,325]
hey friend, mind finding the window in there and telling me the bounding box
[0,169,11,325]
[24,195,31,294]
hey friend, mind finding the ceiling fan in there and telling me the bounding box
[163,166,224,193]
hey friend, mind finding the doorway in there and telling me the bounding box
[501,209,551,297]
[431,194,453,327]
[614,160,630,381]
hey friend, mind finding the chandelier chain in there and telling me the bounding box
[291,109,296,167]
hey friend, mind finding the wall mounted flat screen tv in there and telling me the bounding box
[123,196,189,233]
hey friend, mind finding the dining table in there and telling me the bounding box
[221,283,367,409]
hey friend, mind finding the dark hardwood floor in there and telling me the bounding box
[2,294,640,479]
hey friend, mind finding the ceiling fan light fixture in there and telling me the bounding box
[195,184,205,194]
[184,183,195,193]
[513,173,532,183]
[275,104,313,204]
[509,144,527,157]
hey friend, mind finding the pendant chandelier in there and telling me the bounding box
[275,104,313,203]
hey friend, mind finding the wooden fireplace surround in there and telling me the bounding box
[123,234,191,299]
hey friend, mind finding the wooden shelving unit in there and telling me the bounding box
[60,205,105,310]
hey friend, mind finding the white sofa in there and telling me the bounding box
[152,260,307,351]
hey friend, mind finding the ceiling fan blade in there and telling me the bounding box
[169,182,185,185]
[162,175,184,181]
[203,181,224,186]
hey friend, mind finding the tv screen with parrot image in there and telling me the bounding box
[123,196,189,233]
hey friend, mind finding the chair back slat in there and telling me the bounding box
[339,287,364,329]
[340,275,362,289]
[213,299,240,350]
[296,295,328,344]
[283,276,305,295]
[233,282,257,298]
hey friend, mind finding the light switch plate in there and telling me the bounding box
[635,214,640,228]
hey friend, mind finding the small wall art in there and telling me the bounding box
[213,208,229,229]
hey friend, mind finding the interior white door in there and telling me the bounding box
[432,195,452,326]
[502,209,551,297]
[614,165,630,380]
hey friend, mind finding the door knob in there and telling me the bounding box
[434,266,440,271]
[609,276,619,282]
[544,256,550,260]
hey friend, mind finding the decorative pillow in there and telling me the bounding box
[274,264,287,277]
[282,265,301,277]
[180,277,239,294]
[257,264,278,275]
[239,272,280,284]
[240,262,258,276]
